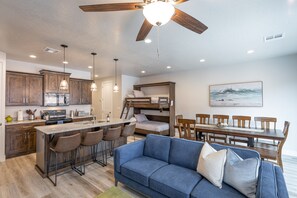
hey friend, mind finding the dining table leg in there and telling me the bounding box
[248,138,254,147]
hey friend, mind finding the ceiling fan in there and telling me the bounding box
[79,0,208,41]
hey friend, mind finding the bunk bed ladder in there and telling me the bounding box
[120,100,132,119]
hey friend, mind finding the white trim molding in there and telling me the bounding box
[0,51,6,162]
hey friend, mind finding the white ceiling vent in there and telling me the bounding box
[43,47,60,54]
[264,33,284,42]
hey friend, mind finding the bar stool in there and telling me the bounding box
[80,129,104,174]
[47,133,81,186]
[121,123,136,142]
[103,126,122,165]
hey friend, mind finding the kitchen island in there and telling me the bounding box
[35,118,131,177]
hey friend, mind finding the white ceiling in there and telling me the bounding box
[0,0,296,78]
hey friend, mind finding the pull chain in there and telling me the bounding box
[157,26,160,61]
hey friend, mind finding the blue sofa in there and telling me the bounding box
[114,134,289,198]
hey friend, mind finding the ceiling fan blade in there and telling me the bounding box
[172,8,208,34]
[79,2,145,12]
[172,0,189,5]
[136,19,153,41]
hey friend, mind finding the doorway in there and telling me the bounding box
[101,81,113,119]
[0,52,6,161]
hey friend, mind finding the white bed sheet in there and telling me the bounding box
[136,121,169,132]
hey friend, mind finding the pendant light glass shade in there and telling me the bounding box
[90,52,97,92]
[143,1,175,26]
[113,58,119,93]
[60,44,69,90]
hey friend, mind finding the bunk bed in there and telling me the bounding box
[121,82,175,137]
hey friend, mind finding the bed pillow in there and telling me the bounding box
[223,149,260,198]
[197,142,227,188]
[134,114,148,122]
[133,90,145,97]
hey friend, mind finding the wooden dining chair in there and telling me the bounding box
[209,114,229,143]
[195,114,210,141]
[175,115,184,138]
[178,119,197,141]
[253,121,290,170]
[229,115,251,145]
[254,117,277,144]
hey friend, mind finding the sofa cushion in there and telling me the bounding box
[224,149,260,198]
[197,142,227,188]
[169,138,203,170]
[121,156,168,187]
[144,134,171,162]
[150,164,202,198]
[191,179,246,198]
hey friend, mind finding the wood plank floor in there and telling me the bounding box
[0,135,296,198]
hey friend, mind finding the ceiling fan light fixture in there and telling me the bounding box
[143,1,175,26]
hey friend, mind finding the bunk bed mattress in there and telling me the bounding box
[136,121,169,132]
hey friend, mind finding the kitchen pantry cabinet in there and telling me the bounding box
[69,78,92,105]
[40,70,70,93]
[5,122,45,158]
[6,71,43,106]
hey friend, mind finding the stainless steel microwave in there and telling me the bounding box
[44,93,69,106]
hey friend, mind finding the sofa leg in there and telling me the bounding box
[115,180,118,187]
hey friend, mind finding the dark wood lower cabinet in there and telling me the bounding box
[5,122,45,159]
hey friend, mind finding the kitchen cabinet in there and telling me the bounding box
[40,70,70,93]
[69,78,92,105]
[6,71,43,106]
[5,122,45,158]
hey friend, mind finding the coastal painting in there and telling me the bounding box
[209,81,263,107]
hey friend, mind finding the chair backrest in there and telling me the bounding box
[176,115,184,138]
[254,117,277,130]
[121,123,136,137]
[104,126,122,141]
[81,130,103,146]
[178,119,196,140]
[195,114,210,124]
[277,121,290,156]
[213,114,229,125]
[54,133,81,153]
[232,115,251,128]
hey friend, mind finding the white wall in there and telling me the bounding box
[140,54,297,156]
[5,59,92,119]
[0,52,6,161]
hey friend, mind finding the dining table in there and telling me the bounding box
[175,124,285,147]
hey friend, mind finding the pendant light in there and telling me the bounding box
[60,44,69,90]
[90,52,97,92]
[113,58,119,93]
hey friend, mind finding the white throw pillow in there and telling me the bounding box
[197,142,227,188]
[134,114,148,122]
[133,90,145,97]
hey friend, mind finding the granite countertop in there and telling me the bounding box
[35,118,131,135]
[5,115,94,126]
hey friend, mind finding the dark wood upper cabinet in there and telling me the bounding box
[6,71,43,106]
[69,78,92,105]
[40,70,70,93]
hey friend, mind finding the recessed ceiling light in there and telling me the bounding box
[200,59,206,63]
[247,50,255,54]
[144,38,152,44]
[29,55,37,59]
[63,61,68,64]
[88,66,93,69]
[95,74,99,78]
[141,70,146,74]
[166,66,172,69]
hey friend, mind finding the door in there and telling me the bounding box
[44,73,59,93]
[5,125,27,158]
[101,81,113,119]
[6,72,26,106]
[81,80,92,104]
[0,53,5,161]
[26,75,43,106]
[69,79,82,105]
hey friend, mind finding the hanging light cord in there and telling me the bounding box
[93,54,95,81]
[157,26,160,61]
[115,59,118,85]
[63,46,66,80]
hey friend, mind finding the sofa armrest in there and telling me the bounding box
[114,140,145,173]
[256,161,289,198]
